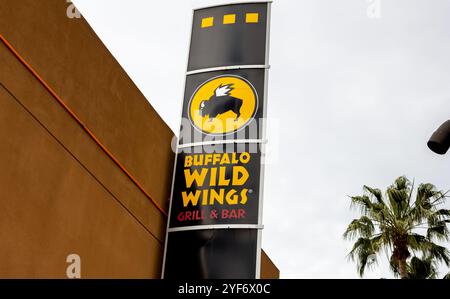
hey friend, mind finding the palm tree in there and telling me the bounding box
[343,176,450,278]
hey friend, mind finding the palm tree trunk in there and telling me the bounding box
[393,234,410,279]
[398,258,408,279]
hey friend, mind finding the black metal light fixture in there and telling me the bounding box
[427,120,450,155]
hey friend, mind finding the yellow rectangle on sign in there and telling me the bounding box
[223,14,236,25]
[246,13,259,23]
[201,17,214,28]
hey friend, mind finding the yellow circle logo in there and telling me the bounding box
[188,75,258,135]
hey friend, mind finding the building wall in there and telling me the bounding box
[260,250,280,279]
[0,0,278,278]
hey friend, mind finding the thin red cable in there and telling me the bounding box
[0,34,168,217]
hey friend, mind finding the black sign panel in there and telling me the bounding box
[164,229,257,279]
[179,69,266,144]
[188,3,268,71]
[169,144,261,228]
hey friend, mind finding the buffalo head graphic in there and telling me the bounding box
[199,84,243,122]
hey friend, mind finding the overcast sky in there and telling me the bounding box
[72,0,450,278]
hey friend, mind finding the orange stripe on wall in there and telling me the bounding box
[0,34,168,218]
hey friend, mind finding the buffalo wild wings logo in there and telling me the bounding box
[188,75,258,135]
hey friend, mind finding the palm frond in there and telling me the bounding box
[387,184,410,219]
[408,187,448,226]
[393,176,410,191]
[343,216,375,240]
[427,221,450,242]
[421,243,450,267]
[349,195,373,215]
[407,233,427,251]
[408,256,437,279]
[433,209,450,219]
[415,184,447,210]
[363,186,384,205]
[347,236,381,277]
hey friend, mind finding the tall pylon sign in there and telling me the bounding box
[162,1,272,279]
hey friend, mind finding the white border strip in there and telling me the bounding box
[187,65,270,75]
[255,1,271,280]
[179,139,268,149]
[169,224,264,233]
